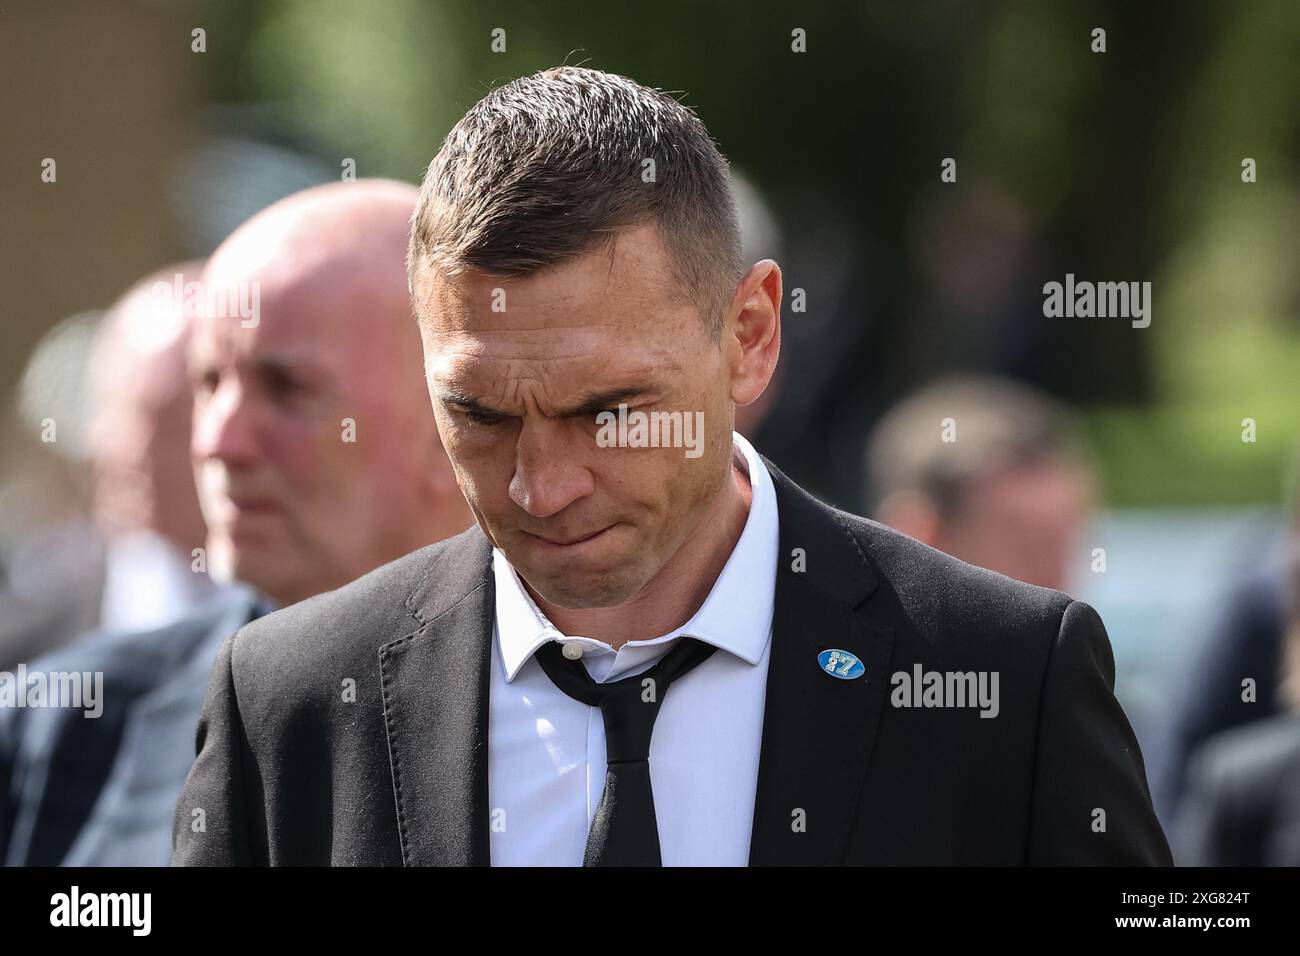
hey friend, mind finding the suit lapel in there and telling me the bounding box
[749,460,895,865]
[376,466,891,866]
[380,529,495,866]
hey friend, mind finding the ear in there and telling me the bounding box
[725,259,782,408]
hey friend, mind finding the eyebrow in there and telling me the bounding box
[255,354,332,383]
[191,350,335,388]
[437,384,658,420]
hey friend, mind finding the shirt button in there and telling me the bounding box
[561,642,585,660]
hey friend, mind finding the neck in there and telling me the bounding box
[530,460,754,649]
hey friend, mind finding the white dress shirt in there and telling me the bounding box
[99,530,218,633]
[487,431,779,866]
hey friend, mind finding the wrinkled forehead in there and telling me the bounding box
[424,327,685,401]
[413,222,715,409]
[419,274,698,400]
[418,219,696,327]
[423,245,700,355]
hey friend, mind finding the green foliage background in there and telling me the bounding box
[204,0,1300,506]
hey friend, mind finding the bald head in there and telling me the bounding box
[92,263,200,406]
[88,261,207,549]
[191,180,468,606]
[205,180,416,331]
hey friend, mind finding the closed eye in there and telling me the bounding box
[262,365,309,403]
[461,406,509,426]
[449,399,644,425]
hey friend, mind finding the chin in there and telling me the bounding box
[529,566,644,611]
[229,549,304,602]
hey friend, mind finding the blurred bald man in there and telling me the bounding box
[88,263,215,631]
[0,180,469,866]
[191,182,466,606]
[0,265,214,672]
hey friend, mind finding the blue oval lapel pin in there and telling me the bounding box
[818,648,865,680]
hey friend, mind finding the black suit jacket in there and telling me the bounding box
[1152,570,1286,826]
[172,459,1171,865]
[1175,714,1300,866]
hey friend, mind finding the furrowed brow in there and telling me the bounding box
[437,384,658,419]
[436,387,507,417]
[556,385,657,418]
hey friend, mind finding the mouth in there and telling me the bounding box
[212,494,286,537]
[225,495,282,515]
[520,525,614,551]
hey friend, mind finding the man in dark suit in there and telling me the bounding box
[1,587,265,865]
[1,181,470,866]
[1176,713,1300,866]
[173,66,1170,866]
[1173,559,1300,866]
[1,262,215,674]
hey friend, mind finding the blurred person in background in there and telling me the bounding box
[1175,554,1300,866]
[0,179,471,866]
[0,331,105,673]
[865,375,1095,592]
[86,264,216,631]
[1154,441,1300,845]
[0,268,214,670]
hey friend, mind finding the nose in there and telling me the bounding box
[191,376,260,468]
[508,419,594,518]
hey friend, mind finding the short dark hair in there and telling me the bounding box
[407,66,744,339]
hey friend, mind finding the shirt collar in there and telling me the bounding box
[494,431,779,682]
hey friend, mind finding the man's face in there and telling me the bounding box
[938,459,1094,591]
[89,294,203,547]
[190,259,434,605]
[414,223,737,610]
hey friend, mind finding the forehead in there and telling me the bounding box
[192,260,363,363]
[416,223,701,380]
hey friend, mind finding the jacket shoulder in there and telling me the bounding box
[226,526,490,684]
[837,507,1077,639]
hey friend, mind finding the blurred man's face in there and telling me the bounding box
[190,259,436,605]
[413,223,739,610]
[89,292,204,549]
[936,459,1093,591]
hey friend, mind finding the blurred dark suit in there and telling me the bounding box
[1176,714,1300,866]
[0,522,105,672]
[0,587,266,866]
[1154,571,1286,827]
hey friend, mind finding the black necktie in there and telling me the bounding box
[534,636,718,866]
